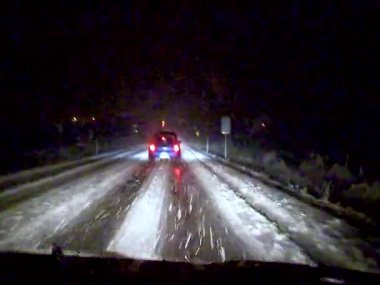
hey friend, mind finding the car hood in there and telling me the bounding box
[0,249,379,284]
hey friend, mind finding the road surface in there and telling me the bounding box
[0,145,378,272]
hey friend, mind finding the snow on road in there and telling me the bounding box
[0,145,378,273]
[107,163,169,260]
[190,159,313,265]
[0,160,138,250]
[180,144,208,161]
[0,149,137,202]
[197,156,378,271]
[188,148,380,271]
[191,149,377,270]
[0,149,128,187]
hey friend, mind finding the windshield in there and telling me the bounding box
[0,1,379,274]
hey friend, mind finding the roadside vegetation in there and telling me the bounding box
[193,137,380,225]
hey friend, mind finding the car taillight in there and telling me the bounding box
[149,144,155,151]
[173,144,180,152]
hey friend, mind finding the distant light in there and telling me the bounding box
[92,117,95,121]
[161,120,165,128]
[173,144,180,152]
[261,122,266,128]
[195,131,200,137]
[72,116,77,123]
[149,144,155,151]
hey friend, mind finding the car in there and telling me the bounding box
[148,131,181,161]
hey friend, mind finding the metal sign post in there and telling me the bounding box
[206,136,209,153]
[221,116,231,159]
[224,134,227,158]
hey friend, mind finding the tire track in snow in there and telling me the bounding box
[0,160,139,250]
[189,155,313,265]
[159,161,255,263]
[191,148,378,272]
[42,161,155,252]
[107,162,169,260]
[0,148,139,191]
[0,150,141,211]
[197,157,315,261]
[160,161,245,264]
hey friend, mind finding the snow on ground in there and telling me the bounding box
[112,148,145,160]
[191,148,378,271]
[0,148,137,188]
[128,144,205,162]
[190,159,313,266]
[129,150,150,161]
[0,161,137,250]
[0,149,137,200]
[181,144,208,161]
[107,163,169,260]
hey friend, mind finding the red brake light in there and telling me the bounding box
[173,144,180,152]
[149,144,155,151]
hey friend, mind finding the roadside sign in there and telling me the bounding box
[221,116,231,134]
[221,116,231,159]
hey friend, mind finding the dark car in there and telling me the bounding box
[148,131,181,161]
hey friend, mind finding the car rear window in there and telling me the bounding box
[153,133,177,145]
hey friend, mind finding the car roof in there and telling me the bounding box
[153,131,178,137]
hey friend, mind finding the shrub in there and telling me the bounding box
[326,163,355,202]
[345,182,380,203]
[259,151,299,184]
[299,154,326,189]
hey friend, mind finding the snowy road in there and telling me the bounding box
[0,146,378,272]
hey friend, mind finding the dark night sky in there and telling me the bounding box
[0,1,379,173]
